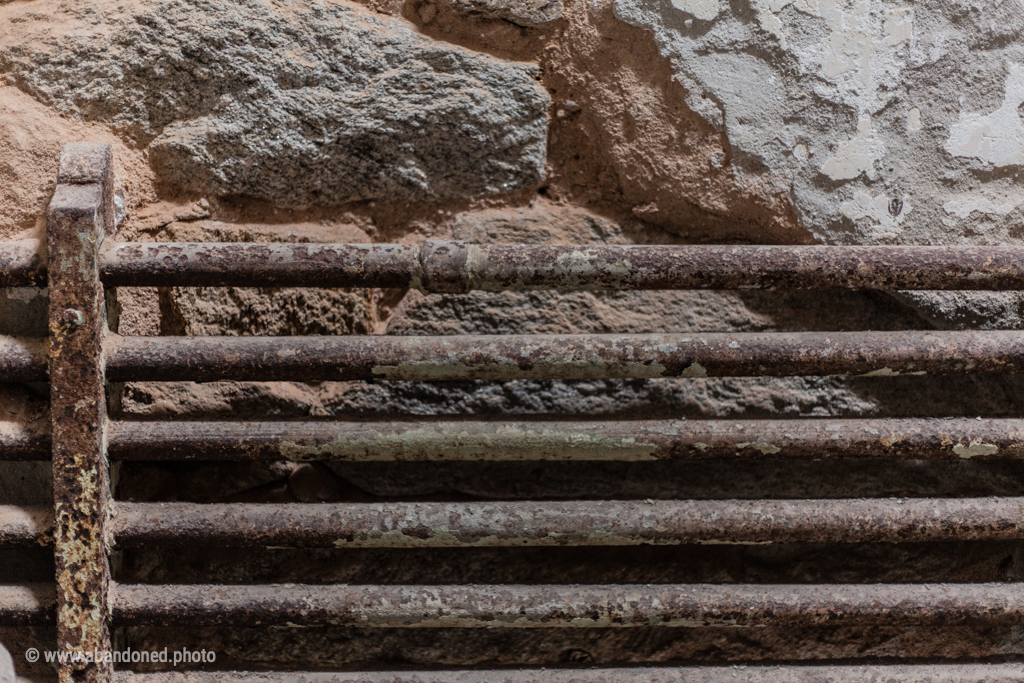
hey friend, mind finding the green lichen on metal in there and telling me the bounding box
[280,425,661,462]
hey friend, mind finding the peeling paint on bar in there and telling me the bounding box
[953,441,1000,458]
[274,425,662,462]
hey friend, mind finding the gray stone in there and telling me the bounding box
[0,0,549,206]
[612,0,1024,329]
[439,0,563,26]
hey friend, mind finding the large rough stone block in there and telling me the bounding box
[0,0,549,206]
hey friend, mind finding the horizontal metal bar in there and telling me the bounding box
[0,506,51,546]
[105,417,1024,461]
[0,584,55,626]
[0,336,47,382]
[0,239,45,287]
[0,418,49,461]
[110,498,1024,548]
[101,242,420,289]
[110,582,1024,628]
[99,242,1024,292]
[113,664,1024,683]
[105,331,1024,382]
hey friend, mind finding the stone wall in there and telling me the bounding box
[3,0,1024,676]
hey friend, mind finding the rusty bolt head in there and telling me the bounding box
[60,308,85,328]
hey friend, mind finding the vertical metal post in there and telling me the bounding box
[47,143,114,683]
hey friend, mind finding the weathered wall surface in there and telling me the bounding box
[3,0,1024,675]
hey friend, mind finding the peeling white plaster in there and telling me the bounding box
[670,0,718,20]
[751,0,819,45]
[942,196,1018,219]
[756,1,914,115]
[907,107,922,131]
[840,190,910,229]
[821,116,885,181]
[946,64,1024,167]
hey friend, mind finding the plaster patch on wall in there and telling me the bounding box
[670,0,718,20]
[756,1,914,116]
[946,64,1024,168]
[942,195,1018,219]
[907,107,922,132]
[840,190,910,232]
[821,116,885,181]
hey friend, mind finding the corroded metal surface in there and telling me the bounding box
[27,150,1024,675]
[105,417,1024,461]
[0,506,52,546]
[0,415,49,461]
[106,331,1024,382]
[101,242,420,289]
[0,584,55,626]
[110,582,1024,628]
[98,241,1024,291]
[0,336,47,382]
[110,498,1024,548]
[111,664,1024,683]
[47,143,113,683]
[0,239,45,287]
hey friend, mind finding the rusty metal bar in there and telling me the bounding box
[105,417,1024,461]
[0,506,51,546]
[48,143,114,683]
[100,242,419,289]
[99,241,1024,292]
[106,331,1024,382]
[110,498,1024,548]
[0,239,45,287]
[112,664,1024,683]
[110,582,1024,628]
[0,584,55,626]
[0,417,49,461]
[0,336,47,382]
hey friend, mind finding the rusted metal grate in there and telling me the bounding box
[2,142,1024,681]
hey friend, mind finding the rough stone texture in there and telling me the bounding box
[0,0,549,207]
[535,0,810,244]
[0,86,153,241]
[612,0,1024,327]
[151,220,380,337]
[437,0,563,26]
